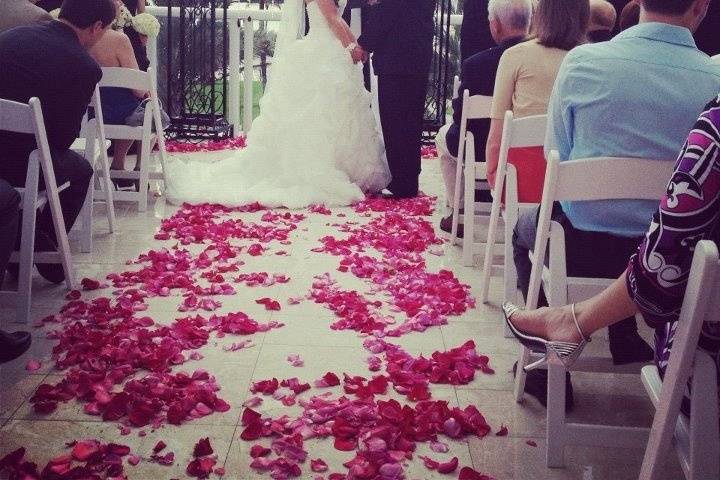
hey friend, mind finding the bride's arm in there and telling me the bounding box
[314,0,357,48]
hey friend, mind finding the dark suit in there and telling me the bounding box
[445,36,524,158]
[695,0,720,56]
[460,0,494,63]
[0,21,99,244]
[359,0,435,197]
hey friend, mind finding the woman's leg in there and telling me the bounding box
[110,139,134,171]
[509,274,639,343]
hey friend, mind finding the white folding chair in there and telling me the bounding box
[516,151,676,466]
[449,90,494,266]
[0,97,76,323]
[640,240,719,480]
[93,66,168,212]
[479,111,547,306]
[71,87,116,253]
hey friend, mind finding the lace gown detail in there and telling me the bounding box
[164,1,390,208]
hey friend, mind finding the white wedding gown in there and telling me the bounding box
[164,1,390,208]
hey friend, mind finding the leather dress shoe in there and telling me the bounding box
[439,214,463,238]
[0,330,32,363]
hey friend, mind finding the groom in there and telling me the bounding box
[356,0,435,199]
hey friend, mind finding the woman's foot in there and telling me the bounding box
[505,304,585,344]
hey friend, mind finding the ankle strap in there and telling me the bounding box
[571,304,591,343]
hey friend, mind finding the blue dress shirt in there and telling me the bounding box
[545,22,720,237]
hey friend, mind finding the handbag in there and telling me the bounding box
[125,98,170,129]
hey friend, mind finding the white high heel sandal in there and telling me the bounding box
[503,302,591,372]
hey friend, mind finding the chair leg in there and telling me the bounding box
[94,127,116,233]
[513,345,530,403]
[138,139,151,212]
[462,163,475,267]
[78,180,93,254]
[450,157,463,245]
[41,166,75,291]
[546,360,567,468]
[688,351,720,479]
[479,199,501,303]
[17,162,39,324]
[503,206,518,304]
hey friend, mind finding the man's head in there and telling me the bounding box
[639,0,711,32]
[589,0,617,31]
[487,0,534,44]
[58,0,116,47]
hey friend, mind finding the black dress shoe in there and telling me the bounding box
[513,361,575,411]
[439,214,463,238]
[609,332,654,365]
[34,231,65,284]
[0,330,32,363]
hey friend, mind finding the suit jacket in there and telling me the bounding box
[445,36,524,158]
[358,0,435,77]
[695,0,720,56]
[460,0,493,63]
[0,0,52,34]
[0,21,101,185]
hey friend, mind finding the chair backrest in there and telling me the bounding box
[494,110,548,204]
[546,150,675,202]
[0,97,52,169]
[452,75,460,99]
[457,89,493,164]
[99,66,152,91]
[525,150,676,309]
[640,240,720,479]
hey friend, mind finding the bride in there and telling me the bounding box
[164,0,390,208]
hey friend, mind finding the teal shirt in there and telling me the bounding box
[545,22,720,238]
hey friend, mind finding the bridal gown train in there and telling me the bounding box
[164,1,390,208]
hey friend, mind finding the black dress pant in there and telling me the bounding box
[378,74,426,197]
[513,205,642,342]
[0,179,21,282]
[0,149,93,246]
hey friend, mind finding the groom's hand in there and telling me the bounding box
[351,45,368,64]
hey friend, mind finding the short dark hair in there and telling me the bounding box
[643,0,697,15]
[59,0,117,29]
[535,0,591,51]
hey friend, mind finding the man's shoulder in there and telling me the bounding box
[463,45,504,71]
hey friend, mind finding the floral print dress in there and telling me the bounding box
[627,95,720,411]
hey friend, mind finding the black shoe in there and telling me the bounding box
[34,231,65,284]
[513,362,575,411]
[0,330,32,363]
[609,332,654,365]
[439,214,463,238]
[112,178,138,191]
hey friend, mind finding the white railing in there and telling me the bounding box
[146,5,463,137]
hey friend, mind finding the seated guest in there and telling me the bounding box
[505,94,720,414]
[694,0,719,56]
[485,0,590,189]
[618,0,640,31]
[512,0,720,405]
[89,25,147,188]
[0,179,31,363]
[0,0,52,33]
[436,0,533,235]
[460,0,494,63]
[587,0,617,42]
[0,0,115,283]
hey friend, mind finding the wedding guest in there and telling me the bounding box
[512,0,720,406]
[485,0,589,189]
[505,94,720,414]
[694,0,719,56]
[460,0,494,63]
[0,0,114,283]
[0,0,52,33]
[618,0,640,31]
[436,0,533,235]
[89,25,147,187]
[119,0,149,71]
[0,180,32,363]
[587,0,617,42]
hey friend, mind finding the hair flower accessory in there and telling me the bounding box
[132,12,161,37]
[112,4,134,30]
